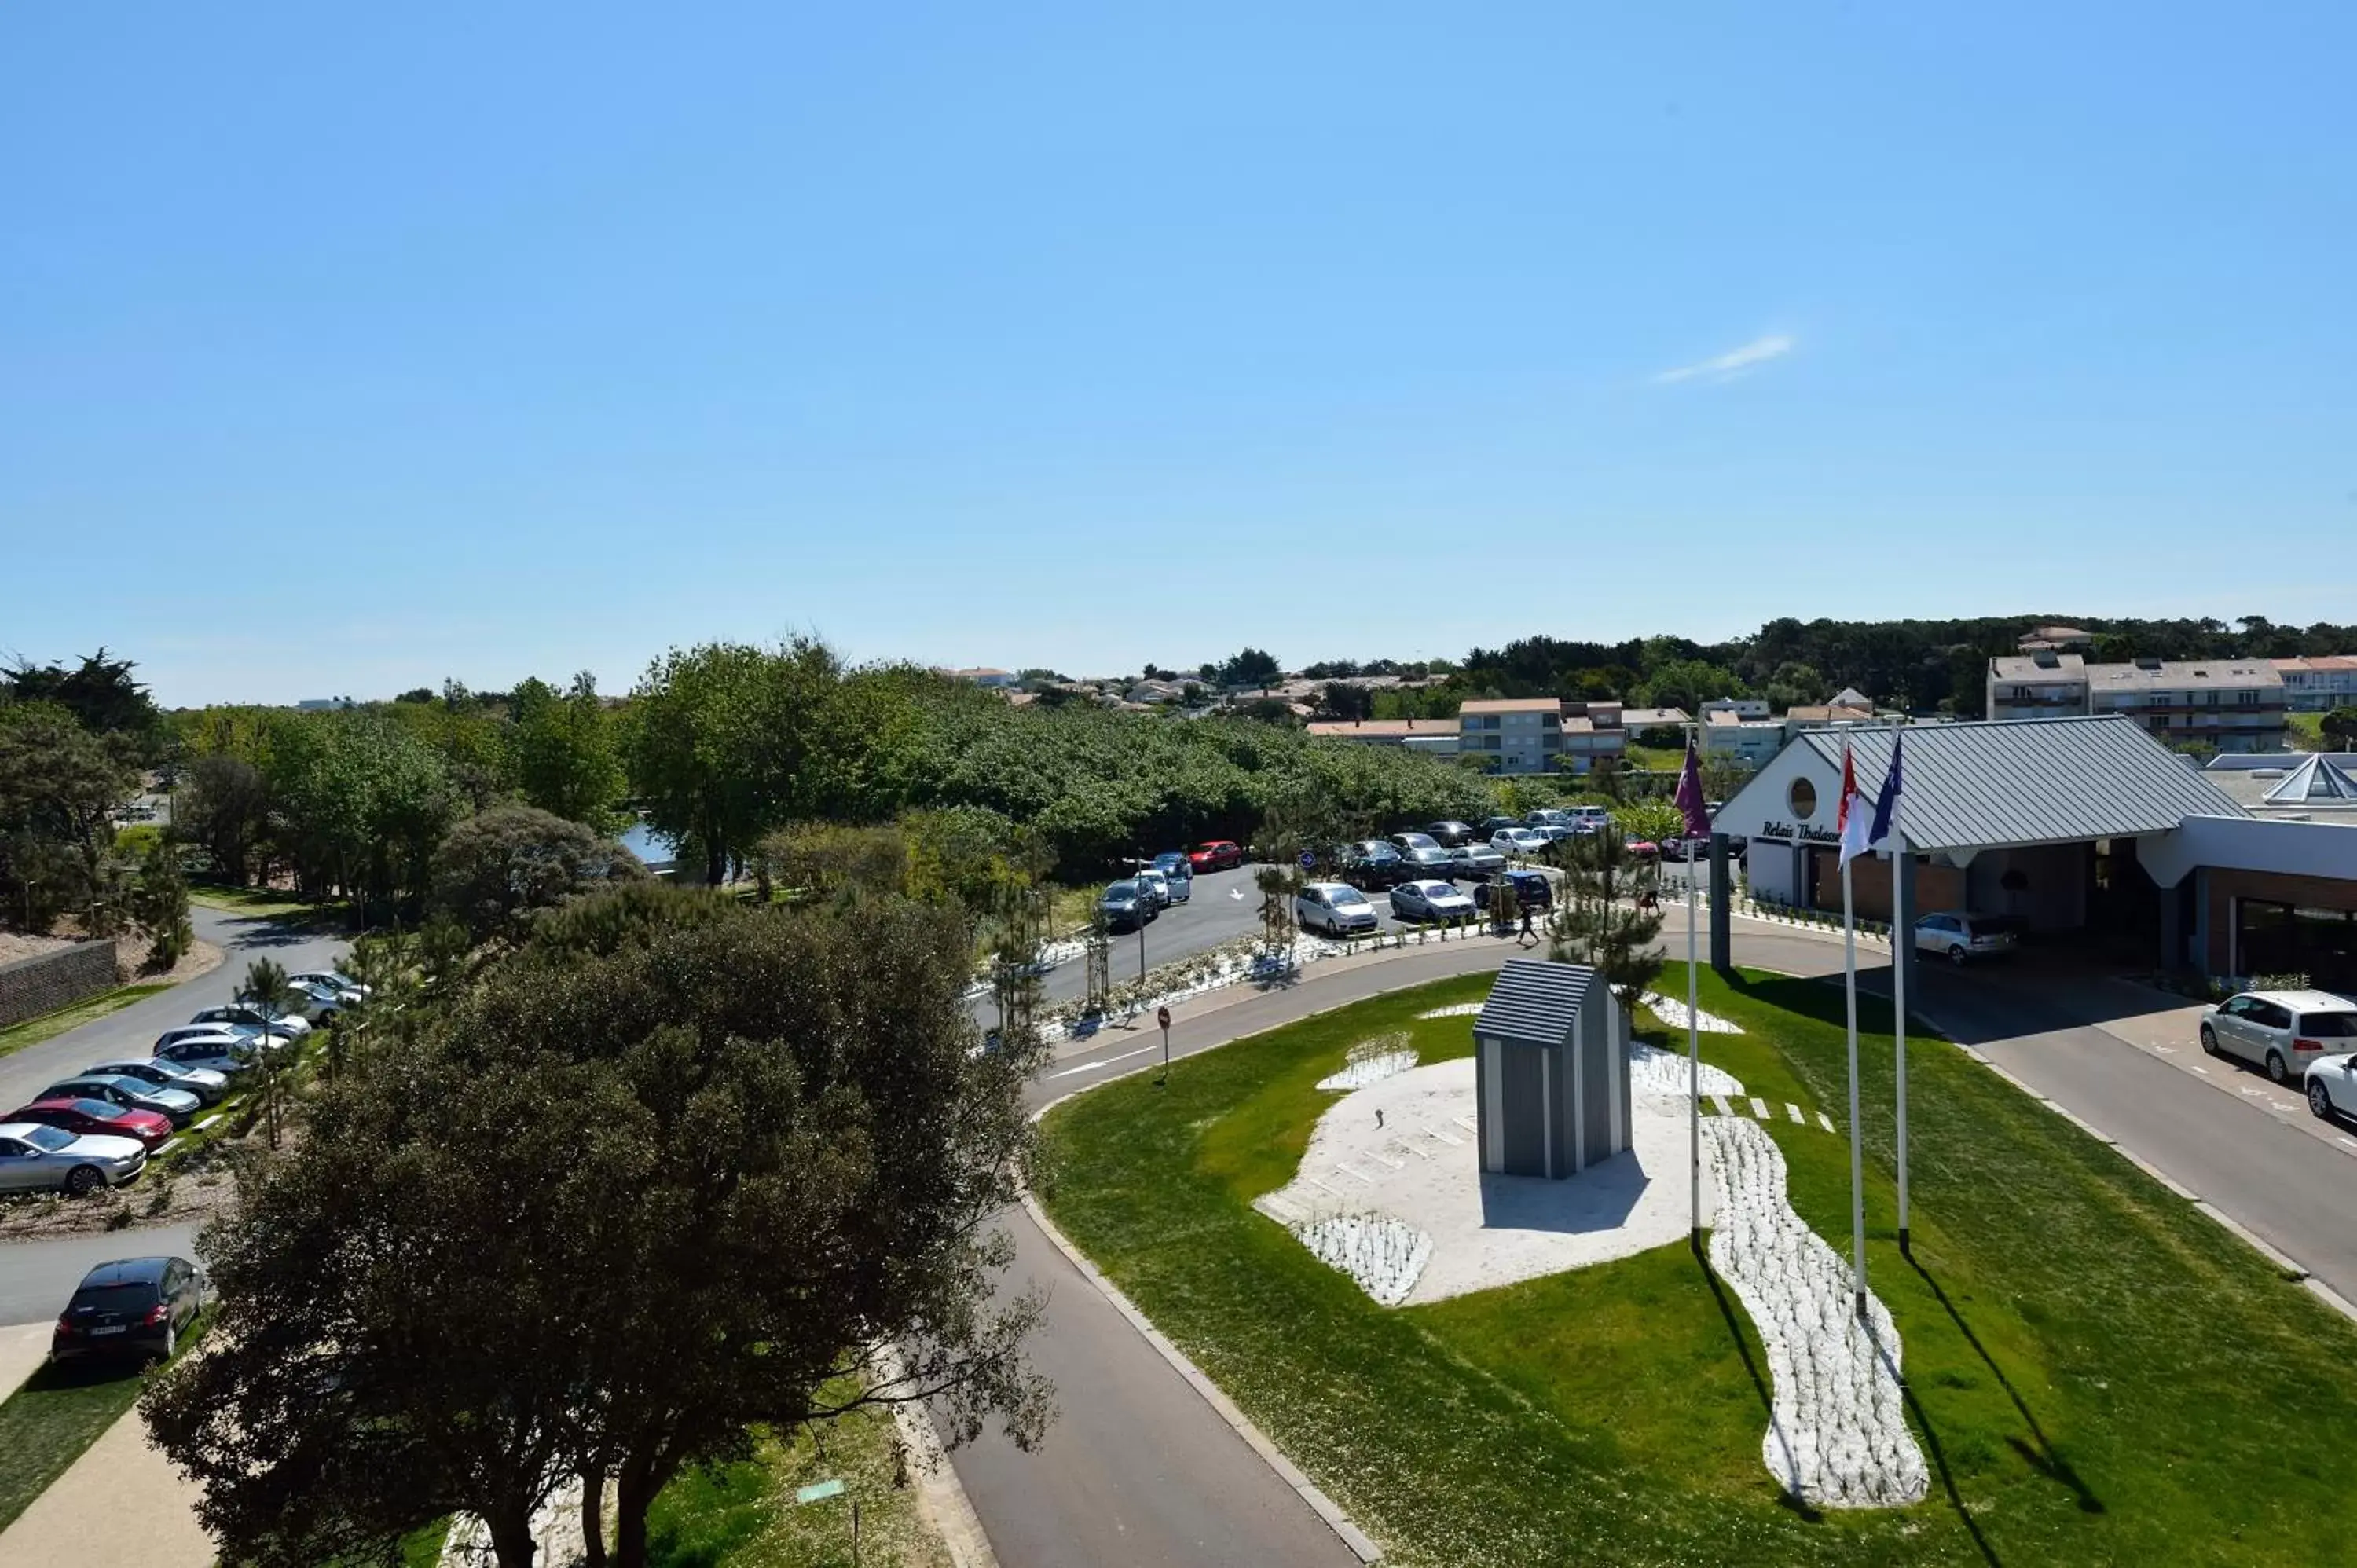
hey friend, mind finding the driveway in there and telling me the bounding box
[0,904,352,1115]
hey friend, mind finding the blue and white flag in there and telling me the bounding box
[1869,733,1904,849]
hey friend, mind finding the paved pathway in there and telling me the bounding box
[0,1397,211,1563]
[0,1322,48,1401]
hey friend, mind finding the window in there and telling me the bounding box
[2238,690,2257,706]
[1787,777,1819,819]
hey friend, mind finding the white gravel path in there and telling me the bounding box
[1317,1049,1419,1092]
[1627,1040,1746,1101]
[1417,1002,1484,1019]
[1701,1116,1929,1509]
[1638,992,1743,1034]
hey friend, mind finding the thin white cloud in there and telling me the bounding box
[1651,333,1796,386]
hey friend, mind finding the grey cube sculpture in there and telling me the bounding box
[1472,958,1632,1179]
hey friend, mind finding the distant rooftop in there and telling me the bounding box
[1458,698,1562,715]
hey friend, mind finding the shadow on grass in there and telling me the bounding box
[1900,1377,2003,1567]
[1909,1253,2104,1515]
[22,1356,148,1394]
[1728,970,1899,1037]
[1693,1251,1825,1525]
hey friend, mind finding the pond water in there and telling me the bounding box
[617,821,675,866]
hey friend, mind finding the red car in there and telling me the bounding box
[9,1097,174,1151]
[1188,840,1244,872]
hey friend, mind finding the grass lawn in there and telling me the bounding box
[0,982,174,1061]
[1036,966,2357,1566]
[643,1388,946,1568]
[0,1319,207,1530]
[2286,712,2325,752]
[187,881,345,924]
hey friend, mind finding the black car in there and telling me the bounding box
[1479,815,1523,840]
[1098,880,1158,933]
[1424,820,1476,848]
[1473,868,1554,914]
[1395,845,1458,880]
[51,1255,205,1364]
[1339,841,1407,888]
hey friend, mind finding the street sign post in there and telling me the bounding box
[1157,1004,1172,1076]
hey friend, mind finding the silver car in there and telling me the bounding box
[290,969,368,1001]
[1133,869,1174,909]
[42,1074,202,1127]
[89,1057,231,1106]
[2201,990,2357,1086]
[154,1035,259,1081]
[0,1121,146,1196]
[1389,879,1476,922]
[191,1003,311,1039]
[1446,843,1507,879]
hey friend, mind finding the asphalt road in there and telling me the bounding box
[949,913,2357,1566]
[0,904,350,1325]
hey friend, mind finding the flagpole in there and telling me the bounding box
[1843,852,1868,1321]
[1687,732,1702,1254]
[1891,723,1910,1258]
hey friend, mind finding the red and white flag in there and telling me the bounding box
[1835,742,1875,868]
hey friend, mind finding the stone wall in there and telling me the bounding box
[0,941,120,1029]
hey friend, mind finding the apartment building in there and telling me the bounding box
[1986,652,2286,751]
[1457,698,1628,774]
[2274,656,2357,713]
[1701,709,1784,766]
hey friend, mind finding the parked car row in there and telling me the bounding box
[2199,988,2357,1091]
[0,968,368,1197]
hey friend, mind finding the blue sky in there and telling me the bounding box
[5,2,2352,705]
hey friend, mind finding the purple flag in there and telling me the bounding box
[1674,741,1711,841]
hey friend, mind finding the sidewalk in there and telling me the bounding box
[0,1394,211,1563]
[0,1324,49,1402]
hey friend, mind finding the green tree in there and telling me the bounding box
[511,673,628,832]
[0,702,142,932]
[3,647,164,754]
[1219,648,1282,689]
[236,956,293,1149]
[1549,830,1664,1007]
[428,803,647,942]
[130,837,193,969]
[624,639,854,887]
[2322,707,2357,746]
[1639,659,1745,716]
[144,890,1050,1568]
[174,753,271,886]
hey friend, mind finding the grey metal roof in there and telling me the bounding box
[1790,716,2251,854]
[1472,959,1596,1048]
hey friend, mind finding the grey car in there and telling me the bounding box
[88,1057,230,1106]
[0,1121,147,1195]
[1098,880,1157,932]
[1395,845,1458,880]
[154,1035,258,1082]
[43,1074,203,1127]
[1446,843,1507,879]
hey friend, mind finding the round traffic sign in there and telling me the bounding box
[1157,1006,1172,1030]
[1297,849,1316,870]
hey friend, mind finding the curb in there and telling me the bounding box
[1017,1190,1384,1564]
[877,1345,1000,1568]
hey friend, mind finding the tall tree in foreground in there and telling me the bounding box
[144,887,1051,1568]
[235,957,292,1149]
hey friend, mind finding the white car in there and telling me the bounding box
[290,969,368,999]
[2201,990,2357,1086]
[154,1036,258,1081]
[1912,911,2018,965]
[1568,805,1612,833]
[87,1057,231,1106]
[190,1003,311,1040]
[1295,881,1379,936]
[1133,869,1173,910]
[1490,827,1549,858]
[2303,1042,2357,1120]
[1389,879,1475,922]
